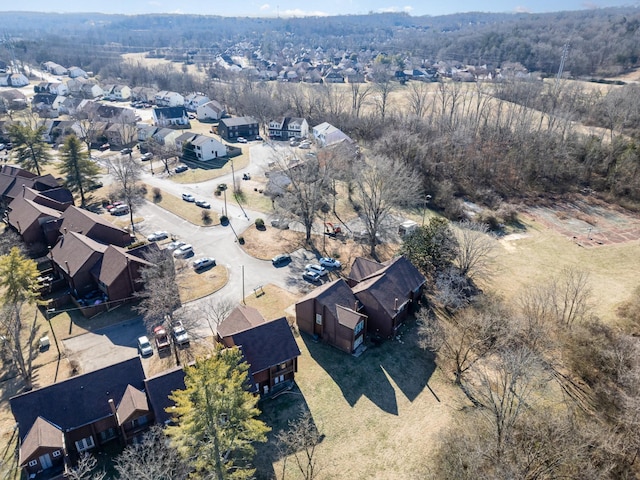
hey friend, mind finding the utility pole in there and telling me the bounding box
[555,43,570,92]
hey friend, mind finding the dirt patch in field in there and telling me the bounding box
[523,197,640,248]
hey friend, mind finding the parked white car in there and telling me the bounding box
[137,336,153,357]
[305,263,327,277]
[147,231,168,242]
[319,257,341,269]
[173,244,194,258]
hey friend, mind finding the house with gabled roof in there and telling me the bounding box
[152,106,189,128]
[216,304,266,341]
[184,93,210,111]
[196,99,225,121]
[296,279,367,354]
[268,117,309,140]
[131,86,158,103]
[10,357,149,479]
[218,116,259,141]
[185,135,227,162]
[50,231,107,297]
[6,196,63,246]
[220,316,301,397]
[350,256,426,338]
[59,205,132,247]
[154,90,184,107]
[312,122,354,147]
[92,243,157,303]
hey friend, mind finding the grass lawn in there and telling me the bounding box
[144,185,220,226]
[176,262,229,302]
[491,214,640,324]
[254,318,468,480]
[243,284,300,322]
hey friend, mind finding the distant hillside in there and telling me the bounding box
[1,8,639,76]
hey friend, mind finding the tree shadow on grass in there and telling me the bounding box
[302,319,436,415]
[254,383,319,480]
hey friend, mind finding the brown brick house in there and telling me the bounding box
[295,278,367,354]
[218,307,301,397]
[10,358,149,479]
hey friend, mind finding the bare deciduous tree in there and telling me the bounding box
[67,453,105,480]
[135,249,181,331]
[418,299,510,388]
[454,220,497,281]
[115,426,189,480]
[471,345,542,457]
[554,266,592,327]
[272,150,333,244]
[354,157,421,257]
[105,154,143,232]
[277,410,323,480]
[198,296,236,340]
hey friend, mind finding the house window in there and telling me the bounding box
[132,415,148,428]
[315,314,322,325]
[52,450,61,458]
[99,428,116,442]
[28,460,38,467]
[75,436,95,452]
[354,321,364,335]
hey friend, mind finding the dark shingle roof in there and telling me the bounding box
[50,231,107,277]
[226,317,300,376]
[98,244,153,287]
[144,367,185,425]
[220,116,258,127]
[154,106,187,120]
[348,257,385,283]
[7,197,62,233]
[60,206,129,246]
[10,357,146,440]
[298,278,359,320]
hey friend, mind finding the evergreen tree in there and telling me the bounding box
[166,347,270,479]
[7,122,51,175]
[59,134,100,206]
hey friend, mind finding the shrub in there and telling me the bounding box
[201,210,211,224]
[220,215,229,225]
[138,184,148,195]
[152,187,162,202]
[255,218,265,229]
[238,236,245,244]
[214,190,221,196]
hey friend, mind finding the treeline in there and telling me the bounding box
[2,8,640,76]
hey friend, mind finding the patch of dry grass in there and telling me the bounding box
[493,215,640,324]
[170,152,251,184]
[176,263,229,302]
[243,284,300,322]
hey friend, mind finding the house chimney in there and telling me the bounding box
[108,398,117,416]
[64,261,70,274]
[394,298,398,311]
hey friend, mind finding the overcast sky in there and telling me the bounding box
[3,0,639,16]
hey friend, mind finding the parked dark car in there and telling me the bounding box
[272,254,291,266]
[175,165,189,173]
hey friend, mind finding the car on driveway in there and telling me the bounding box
[272,254,291,266]
[302,271,321,283]
[319,257,342,269]
[0,144,5,151]
[172,321,190,346]
[195,199,211,209]
[120,147,133,155]
[182,193,195,202]
[105,201,123,212]
[153,326,171,352]
[147,231,168,242]
[237,137,247,143]
[165,240,185,251]
[141,152,153,161]
[137,336,153,357]
[99,143,110,151]
[305,263,328,277]
[173,244,194,258]
[193,257,215,271]
[175,165,188,173]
